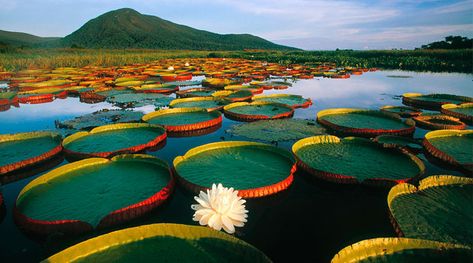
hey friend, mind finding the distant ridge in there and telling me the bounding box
[0,30,59,47]
[0,8,296,50]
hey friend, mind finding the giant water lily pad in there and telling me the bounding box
[402,93,473,110]
[132,83,178,94]
[388,175,473,245]
[170,97,229,112]
[292,135,424,185]
[373,135,423,154]
[142,108,222,132]
[176,88,216,98]
[227,119,326,142]
[43,223,270,263]
[332,237,471,263]
[441,103,473,125]
[423,130,472,173]
[212,90,253,102]
[224,101,294,121]
[253,94,312,109]
[1,132,62,175]
[63,123,166,160]
[317,108,415,137]
[57,110,144,130]
[15,155,174,235]
[173,141,295,198]
[413,115,466,130]
[380,105,422,118]
[165,80,202,86]
[106,93,173,108]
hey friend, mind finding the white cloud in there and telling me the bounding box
[431,0,472,14]
[360,24,473,42]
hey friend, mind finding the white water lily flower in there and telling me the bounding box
[185,62,190,67]
[191,183,248,234]
[167,66,174,70]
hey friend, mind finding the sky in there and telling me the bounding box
[0,0,471,50]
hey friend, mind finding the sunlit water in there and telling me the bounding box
[0,70,471,262]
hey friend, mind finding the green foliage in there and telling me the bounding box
[420,36,472,50]
[222,49,473,73]
[0,49,470,73]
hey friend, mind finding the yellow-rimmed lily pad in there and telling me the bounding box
[43,223,270,263]
[388,175,473,245]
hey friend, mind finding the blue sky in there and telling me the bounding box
[0,0,471,50]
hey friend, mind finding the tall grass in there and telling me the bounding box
[0,49,217,71]
[219,49,473,73]
[0,48,471,73]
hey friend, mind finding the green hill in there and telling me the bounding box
[0,30,59,47]
[60,8,295,50]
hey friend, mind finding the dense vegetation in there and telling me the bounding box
[0,49,215,71]
[219,49,473,73]
[0,48,471,73]
[420,36,472,50]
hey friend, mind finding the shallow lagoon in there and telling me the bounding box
[0,70,472,262]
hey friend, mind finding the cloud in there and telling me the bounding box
[360,24,473,42]
[431,0,472,14]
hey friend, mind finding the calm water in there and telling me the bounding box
[0,70,471,262]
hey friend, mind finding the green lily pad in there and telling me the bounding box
[173,141,295,198]
[380,105,422,118]
[292,135,424,185]
[170,97,229,111]
[332,237,471,263]
[107,93,173,108]
[224,102,294,121]
[441,103,473,125]
[227,119,326,142]
[423,130,473,172]
[253,94,312,108]
[388,175,473,245]
[57,110,144,130]
[43,224,271,263]
[16,155,173,228]
[403,93,473,110]
[317,108,414,137]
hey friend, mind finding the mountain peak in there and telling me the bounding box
[61,8,295,50]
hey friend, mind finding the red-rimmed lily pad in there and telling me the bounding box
[292,135,425,186]
[317,108,415,137]
[380,105,422,118]
[142,108,222,133]
[413,114,467,130]
[169,97,230,112]
[423,130,472,173]
[176,88,216,98]
[173,141,296,198]
[252,94,312,109]
[402,93,473,110]
[441,103,473,125]
[43,223,271,262]
[62,123,167,160]
[212,90,253,102]
[1,132,62,175]
[14,154,174,236]
[224,101,294,122]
